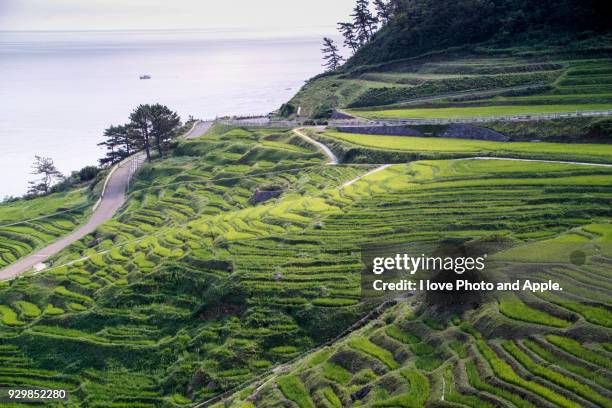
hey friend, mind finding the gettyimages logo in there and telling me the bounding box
[361,238,504,307]
[371,253,487,275]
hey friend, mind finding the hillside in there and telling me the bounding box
[0,126,369,405]
[0,2,610,407]
[345,0,611,68]
[0,123,610,406]
[285,0,612,134]
[288,50,612,132]
[199,137,612,407]
[0,187,98,270]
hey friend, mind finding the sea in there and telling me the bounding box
[0,30,327,198]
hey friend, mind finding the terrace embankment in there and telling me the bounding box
[336,124,509,141]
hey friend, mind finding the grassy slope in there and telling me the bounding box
[288,53,612,133]
[0,188,93,268]
[321,130,612,163]
[0,126,370,405]
[1,125,609,406]
[351,103,612,119]
[217,163,612,407]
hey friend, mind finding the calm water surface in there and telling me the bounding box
[0,30,325,197]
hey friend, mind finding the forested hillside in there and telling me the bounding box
[348,0,611,67]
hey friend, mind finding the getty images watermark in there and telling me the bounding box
[370,252,561,292]
[360,240,566,303]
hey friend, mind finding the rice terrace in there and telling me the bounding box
[0,0,611,407]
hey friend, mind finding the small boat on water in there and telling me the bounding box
[139,75,151,80]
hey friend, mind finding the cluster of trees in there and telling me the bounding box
[26,156,98,197]
[321,0,398,71]
[22,103,181,199]
[342,0,612,68]
[99,104,182,166]
[322,0,611,70]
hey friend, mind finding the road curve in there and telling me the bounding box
[184,120,213,139]
[0,154,145,280]
[293,128,339,164]
[0,121,212,280]
[295,127,612,169]
[293,127,612,184]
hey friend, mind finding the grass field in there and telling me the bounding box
[0,124,609,406]
[350,103,612,119]
[1,24,611,408]
[0,188,92,268]
[321,130,612,163]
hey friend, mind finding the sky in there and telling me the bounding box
[0,0,356,36]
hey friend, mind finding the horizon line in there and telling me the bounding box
[0,26,334,34]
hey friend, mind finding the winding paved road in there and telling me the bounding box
[0,121,212,280]
[0,154,145,280]
[184,120,213,139]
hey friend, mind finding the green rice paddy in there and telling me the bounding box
[351,103,612,119]
[291,53,612,130]
[0,124,607,405]
[322,130,612,163]
[0,188,92,268]
[1,53,611,407]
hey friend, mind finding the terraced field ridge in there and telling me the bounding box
[0,187,93,272]
[290,54,612,130]
[336,56,612,135]
[0,121,209,280]
[310,129,612,165]
[0,123,609,406]
[211,157,612,407]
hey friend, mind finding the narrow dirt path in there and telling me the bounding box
[293,127,392,188]
[293,128,339,164]
[341,164,392,188]
[0,121,212,280]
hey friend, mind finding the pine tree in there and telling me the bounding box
[98,124,129,166]
[129,105,153,161]
[121,124,139,157]
[373,0,393,25]
[351,0,378,45]
[337,22,360,53]
[99,104,181,165]
[27,156,63,196]
[321,37,344,71]
[149,104,182,158]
